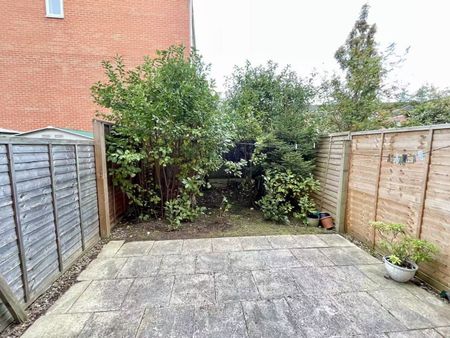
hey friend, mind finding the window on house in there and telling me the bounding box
[46,0,64,18]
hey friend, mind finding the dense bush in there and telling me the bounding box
[92,46,233,228]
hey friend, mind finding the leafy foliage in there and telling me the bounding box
[92,46,233,226]
[405,85,450,125]
[371,221,439,267]
[258,169,320,224]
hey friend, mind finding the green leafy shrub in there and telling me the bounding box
[258,169,320,224]
[92,46,233,227]
[371,221,439,267]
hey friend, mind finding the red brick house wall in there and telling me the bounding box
[0,1,192,131]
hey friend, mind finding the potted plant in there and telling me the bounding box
[306,211,320,227]
[371,221,439,283]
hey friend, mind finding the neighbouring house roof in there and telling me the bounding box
[0,128,19,135]
[16,126,94,140]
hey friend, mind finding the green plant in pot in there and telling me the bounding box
[371,221,439,283]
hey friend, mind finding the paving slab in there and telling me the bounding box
[290,248,334,267]
[78,310,143,338]
[387,329,443,338]
[170,273,215,306]
[136,306,195,338]
[320,246,381,265]
[97,240,125,258]
[286,294,362,338]
[158,254,196,275]
[239,236,272,250]
[182,238,212,254]
[291,235,328,248]
[21,313,91,338]
[332,292,406,334]
[46,281,91,314]
[214,271,260,303]
[212,237,243,252]
[266,235,296,249]
[122,276,174,310]
[196,252,231,273]
[356,264,405,289]
[117,256,162,278]
[229,251,268,271]
[436,327,450,337]
[252,269,298,299]
[149,239,183,255]
[260,249,303,269]
[194,302,248,338]
[370,288,450,329]
[242,298,302,338]
[69,279,133,313]
[316,234,355,247]
[116,241,154,256]
[78,257,127,280]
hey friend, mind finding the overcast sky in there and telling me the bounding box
[194,0,450,93]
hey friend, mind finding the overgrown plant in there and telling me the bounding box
[258,169,320,224]
[92,46,234,226]
[371,221,439,267]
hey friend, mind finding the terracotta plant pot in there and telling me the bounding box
[319,213,334,229]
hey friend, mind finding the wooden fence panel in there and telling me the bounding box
[315,124,450,290]
[0,138,100,331]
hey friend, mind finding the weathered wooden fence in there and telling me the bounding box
[0,137,100,331]
[314,124,450,290]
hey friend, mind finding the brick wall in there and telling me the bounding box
[0,0,191,131]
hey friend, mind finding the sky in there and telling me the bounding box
[194,0,450,94]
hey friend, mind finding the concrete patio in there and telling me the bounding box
[23,234,450,338]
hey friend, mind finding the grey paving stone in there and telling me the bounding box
[252,269,298,299]
[21,313,91,338]
[215,271,260,302]
[77,257,127,280]
[171,274,215,306]
[291,235,328,248]
[97,240,125,258]
[333,292,406,334]
[290,248,335,267]
[137,306,195,338]
[78,310,143,338]
[117,256,162,278]
[47,281,91,314]
[122,276,174,310]
[388,329,443,338]
[316,234,354,247]
[212,237,243,252]
[116,241,154,256]
[69,279,133,312]
[370,288,450,329]
[242,298,303,338]
[194,302,248,338]
[158,254,196,275]
[182,238,212,254]
[356,264,405,289]
[290,265,378,295]
[436,327,450,337]
[260,249,302,268]
[320,246,381,265]
[266,235,296,248]
[149,240,183,255]
[239,236,272,250]
[229,251,268,271]
[196,252,231,273]
[285,294,362,338]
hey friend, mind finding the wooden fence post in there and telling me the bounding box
[415,128,434,238]
[74,145,86,250]
[335,135,351,233]
[371,132,385,248]
[93,120,111,238]
[319,135,334,211]
[6,144,30,303]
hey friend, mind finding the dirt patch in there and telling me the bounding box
[2,241,105,338]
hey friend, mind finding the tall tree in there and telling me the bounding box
[322,4,384,131]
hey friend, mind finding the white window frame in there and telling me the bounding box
[45,0,64,19]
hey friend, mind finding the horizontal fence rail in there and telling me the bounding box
[313,124,450,290]
[0,138,100,331]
